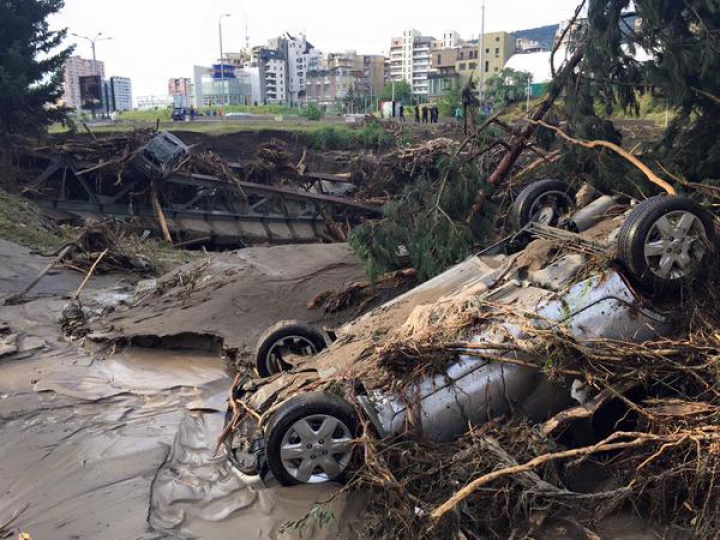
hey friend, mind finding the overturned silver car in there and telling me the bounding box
[224,179,717,486]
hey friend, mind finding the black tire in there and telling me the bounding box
[265,392,358,486]
[617,196,716,293]
[255,321,327,377]
[510,179,575,231]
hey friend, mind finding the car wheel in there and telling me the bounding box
[617,196,716,292]
[255,321,327,377]
[265,392,357,486]
[510,179,576,231]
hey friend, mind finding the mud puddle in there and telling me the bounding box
[0,239,356,540]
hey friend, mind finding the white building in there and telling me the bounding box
[389,29,446,97]
[109,76,133,111]
[442,31,462,49]
[284,33,321,104]
[62,55,105,110]
[256,49,287,103]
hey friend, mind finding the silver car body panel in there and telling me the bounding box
[366,270,669,441]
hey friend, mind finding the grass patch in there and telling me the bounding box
[0,189,74,250]
[308,124,394,151]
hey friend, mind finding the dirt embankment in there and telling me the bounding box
[92,243,373,367]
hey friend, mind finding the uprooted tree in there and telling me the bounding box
[350,0,720,284]
[0,0,73,188]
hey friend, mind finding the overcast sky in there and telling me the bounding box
[50,0,584,99]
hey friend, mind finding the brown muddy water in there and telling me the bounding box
[0,239,359,540]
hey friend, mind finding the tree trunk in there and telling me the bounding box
[466,47,585,223]
[0,145,18,193]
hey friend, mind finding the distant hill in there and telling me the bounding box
[511,24,559,48]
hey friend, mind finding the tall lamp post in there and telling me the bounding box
[478,0,486,108]
[218,14,231,110]
[72,32,112,119]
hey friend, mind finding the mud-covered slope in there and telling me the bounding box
[94,243,368,364]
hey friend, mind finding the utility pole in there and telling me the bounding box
[526,77,531,112]
[72,32,112,120]
[478,0,486,107]
[218,13,231,110]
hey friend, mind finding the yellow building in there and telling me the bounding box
[455,31,516,87]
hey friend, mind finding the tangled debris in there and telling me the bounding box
[342,270,720,540]
[308,269,417,314]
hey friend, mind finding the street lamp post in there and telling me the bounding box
[218,14,231,111]
[478,0,486,107]
[72,32,112,119]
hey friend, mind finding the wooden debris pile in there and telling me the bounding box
[343,271,720,540]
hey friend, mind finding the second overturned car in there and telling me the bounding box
[223,180,717,486]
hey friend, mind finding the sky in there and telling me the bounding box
[50,0,584,99]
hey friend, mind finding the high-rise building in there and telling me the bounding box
[62,55,105,110]
[255,48,287,104]
[109,76,133,111]
[389,29,449,97]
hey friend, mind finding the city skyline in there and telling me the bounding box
[50,0,584,100]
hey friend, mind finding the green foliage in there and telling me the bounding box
[380,80,412,102]
[343,84,366,113]
[438,85,461,117]
[307,126,354,150]
[308,125,393,151]
[582,0,720,183]
[302,102,325,121]
[116,108,172,122]
[349,158,497,282]
[484,68,533,109]
[0,0,74,139]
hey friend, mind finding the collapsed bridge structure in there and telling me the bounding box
[17,131,382,247]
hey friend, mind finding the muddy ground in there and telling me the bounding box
[0,239,366,540]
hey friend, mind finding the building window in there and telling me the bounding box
[459,63,466,70]
[495,48,500,57]
[469,62,476,69]
[485,61,489,72]
[459,51,464,60]
[495,37,500,42]
[437,54,441,64]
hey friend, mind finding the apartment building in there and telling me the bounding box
[62,56,105,110]
[255,47,288,104]
[389,29,435,97]
[286,33,321,104]
[428,47,461,100]
[305,66,356,106]
[325,51,385,98]
[389,29,466,97]
[456,32,516,85]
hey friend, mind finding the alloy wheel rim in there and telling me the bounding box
[643,210,709,280]
[528,191,571,225]
[279,414,353,483]
[265,336,317,374]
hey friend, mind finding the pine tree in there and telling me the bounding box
[0,0,73,141]
[579,0,720,183]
